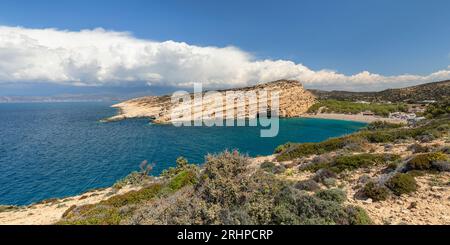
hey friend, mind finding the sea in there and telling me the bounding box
[0,102,366,205]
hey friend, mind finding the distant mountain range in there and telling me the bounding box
[0,94,124,103]
[1,79,448,103]
[309,80,450,103]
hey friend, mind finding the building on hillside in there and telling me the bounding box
[389,112,417,120]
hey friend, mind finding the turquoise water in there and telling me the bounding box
[0,102,366,205]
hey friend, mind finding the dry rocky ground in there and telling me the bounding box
[252,139,450,225]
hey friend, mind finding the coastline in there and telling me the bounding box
[0,185,142,225]
[2,141,449,225]
[301,113,407,124]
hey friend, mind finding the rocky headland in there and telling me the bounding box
[104,80,316,123]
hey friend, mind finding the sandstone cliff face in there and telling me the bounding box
[105,80,316,123]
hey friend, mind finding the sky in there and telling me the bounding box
[0,0,449,96]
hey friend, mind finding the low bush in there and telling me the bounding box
[293,195,350,225]
[386,173,417,196]
[385,161,400,172]
[416,133,436,143]
[440,146,450,154]
[274,165,287,174]
[58,205,122,225]
[366,121,404,131]
[424,100,450,119]
[431,161,450,172]
[276,137,348,161]
[406,152,448,171]
[331,154,385,172]
[161,157,196,178]
[167,170,198,191]
[345,206,373,225]
[260,161,276,170]
[260,162,285,174]
[102,183,163,208]
[407,143,429,153]
[363,132,395,143]
[313,169,337,183]
[294,179,320,192]
[0,205,19,213]
[362,182,390,201]
[312,154,400,173]
[322,178,337,187]
[274,142,297,154]
[314,188,347,204]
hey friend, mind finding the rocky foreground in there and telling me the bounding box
[104,80,316,123]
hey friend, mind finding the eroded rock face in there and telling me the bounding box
[104,80,316,123]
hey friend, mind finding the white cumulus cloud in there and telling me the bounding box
[0,25,449,91]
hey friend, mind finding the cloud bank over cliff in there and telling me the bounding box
[0,26,449,91]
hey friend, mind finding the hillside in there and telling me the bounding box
[309,80,450,103]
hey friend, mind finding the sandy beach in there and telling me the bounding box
[301,113,407,124]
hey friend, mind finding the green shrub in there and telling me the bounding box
[102,183,162,208]
[294,195,350,225]
[364,132,395,143]
[274,142,297,154]
[314,188,347,204]
[307,100,407,116]
[276,137,348,161]
[431,161,450,172]
[366,121,404,131]
[424,100,450,119]
[167,170,197,191]
[312,169,337,182]
[273,165,287,174]
[327,154,399,173]
[0,205,19,213]
[385,160,401,172]
[56,203,127,225]
[294,179,320,192]
[406,152,448,171]
[345,206,373,225]
[113,171,150,189]
[362,182,390,201]
[322,178,337,187]
[407,143,429,153]
[161,156,195,178]
[386,173,417,196]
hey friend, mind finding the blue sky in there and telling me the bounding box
[0,0,449,95]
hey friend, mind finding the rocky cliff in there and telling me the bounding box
[104,80,316,123]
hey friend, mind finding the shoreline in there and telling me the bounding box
[0,185,142,225]
[301,113,407,124]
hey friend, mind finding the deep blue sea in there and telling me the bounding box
[0,102,366,205]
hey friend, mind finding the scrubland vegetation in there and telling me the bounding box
[58,151,373,225]
[307,99,407,116]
